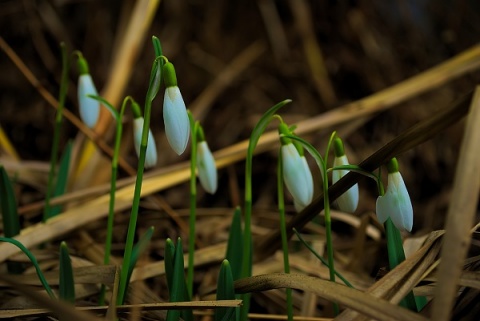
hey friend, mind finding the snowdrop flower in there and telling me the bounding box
[279,123,314,208]
[376,158,413,232]
[133,117,158,168]
[163,62,190,155]
[332,138,359,213]
[77,55,100,129]
[196,127,217,194]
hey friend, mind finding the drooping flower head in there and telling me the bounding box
[278,122,314,208]
[130,100,157,169]
[332,137,359,213]
[376,158,413,232]
[196,126,217,194]
[163,62,190,155]
[77,54,100,129]
[133,117,158,169]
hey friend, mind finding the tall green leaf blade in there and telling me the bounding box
[0,166,22,273]
[164,238,176,293]
[48,141,72,218]
[126,226,154,286]
[165,238,193,321]
[225,207,243,281]
[0,166,20,238]
[59,241,75,304]
[215,260,236,321]
[167,238,186,321]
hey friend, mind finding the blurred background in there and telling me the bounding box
[1,0,480,284]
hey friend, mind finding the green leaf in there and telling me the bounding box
[0,166,20,237]
[0,237,55,299]
[293,229,354,288]
[126,226,154,286]
[242,100,291,321]
[385,219,417,311]
[48,141,72,218]
[167,238,186,321]
[59,241,75,304]
[225,207,243,281]
[87,95,119,120]
[164,238,176,293]
[215,260,236,321]
[0,166,22,274]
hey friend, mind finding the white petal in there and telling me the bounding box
[133,118,158,169]
[197,141,217,194]
[282,144,312,207]
[388,172,413,232]
[78,74,100,129]
[293,199,306,213]
[332,155,359,213]
[375,195,390,224]
[163,87,190,155]
[300,156,314,205]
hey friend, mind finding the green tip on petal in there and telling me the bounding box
[196,125,206,142]
[77,55,89,75]
[333,137,345,157]
[387,157,399,173]
[376,171,413,232]
[163,62,178,88]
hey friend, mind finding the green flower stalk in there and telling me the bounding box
[332,137,359,213]
[376,158,413,232]
[196,126,217,194]
[117,53,162,305]
[277,151,293,321]
[76,52,100,129]
[163,62,190,155]
[43,43,69,222]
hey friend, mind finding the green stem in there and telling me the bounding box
[117,59,160,305]
[240,100,290,321]
[293,228,354,288]
[187,113,198,298]
[323,132,338,315]
[44,43,69,222]
[277,154,293,321]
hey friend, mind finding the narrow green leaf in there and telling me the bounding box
[385,219,417,311]
[164,238,176,293]
[48,141,72,218]
[87,95,119,120]
[0,166,20,237]
[293,228,354,288]
[225,207,243,281]
[0,166,22,274]
[0,237,55,299]
[167,237,186,321]
[281,135,326,174]
[126,226,154,286]
[59,241,75,304]
[242,100,291,321]
[215,260,236,321]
